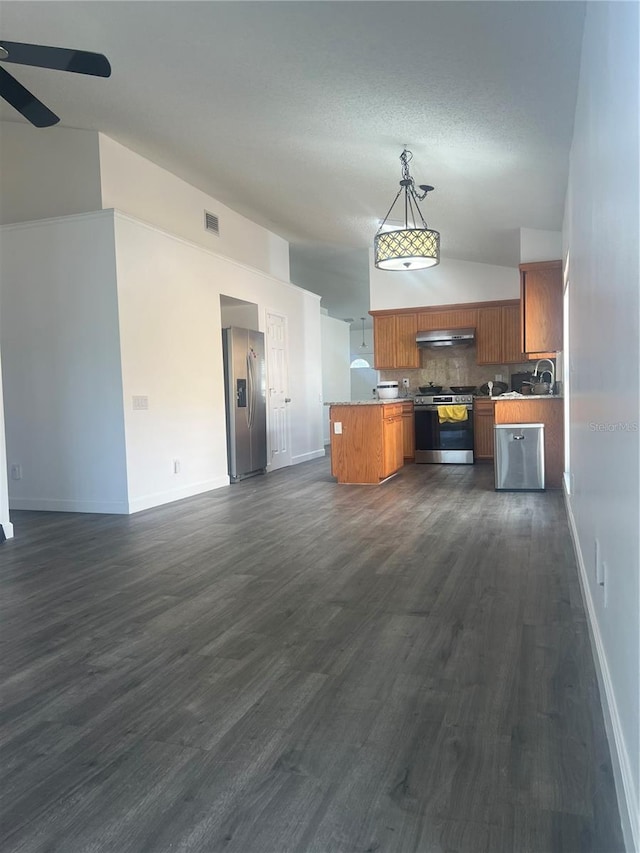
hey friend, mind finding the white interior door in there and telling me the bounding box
[266,311,292,470]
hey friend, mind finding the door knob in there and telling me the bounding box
[285,397,292,403]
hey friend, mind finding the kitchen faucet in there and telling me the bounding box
[533,358,555,393]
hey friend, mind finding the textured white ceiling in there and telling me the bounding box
[0,1,586,323]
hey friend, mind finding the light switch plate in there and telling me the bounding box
[334,422,342,434]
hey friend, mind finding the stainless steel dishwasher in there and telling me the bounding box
[494,423,545,490]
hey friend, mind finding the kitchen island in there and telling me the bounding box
[328,401,405,484]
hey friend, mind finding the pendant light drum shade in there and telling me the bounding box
[374,148,440,270]
[374,227,440,270]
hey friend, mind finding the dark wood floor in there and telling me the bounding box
[0,458,624,853]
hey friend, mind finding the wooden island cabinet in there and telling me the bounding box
[329,402,404,484]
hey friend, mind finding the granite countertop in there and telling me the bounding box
[487,394,563,401]
[325,399,410,406]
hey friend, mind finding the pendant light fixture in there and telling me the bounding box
[359,317,368,349]
[350,317,370,368]
[374,148,440,270]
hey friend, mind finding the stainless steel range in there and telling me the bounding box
[414,393,474,464]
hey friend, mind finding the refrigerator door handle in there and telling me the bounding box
[247,352,254,429]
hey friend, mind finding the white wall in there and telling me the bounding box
[0,213,129,512]
[564,3,639,850]
[519,228,562,263]
[370,253,519,310]
[320,315,350,443]
[0,210,323,515]
[0,347,13,538]
[99,135,290,281]
[0,124,292,282]
[0,122,102,225]
[349,328,378,402]
[114,211,323,512]
[115,214,229,511]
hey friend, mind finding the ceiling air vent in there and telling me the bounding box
[204,211,220,236]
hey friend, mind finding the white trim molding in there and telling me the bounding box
[127,477,230,514]
[564,486,639,853]
[9,497,129,514]
[291,450,326,465]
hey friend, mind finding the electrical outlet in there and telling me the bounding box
[495,374,504,382]
[334,422,342,434]
[10,464,22,480]
[402,378,410,388]
[173,459,181,474]
[132,395,149,410]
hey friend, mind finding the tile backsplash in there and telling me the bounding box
[381,345,533,394]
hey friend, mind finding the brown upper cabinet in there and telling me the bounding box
[502,304,523,363]
[371,297,527,369]
[520,260,563,353]
[416,308,478,331]
[476,303,523,364]
[373,314,419,369]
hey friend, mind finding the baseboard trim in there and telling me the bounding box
[291,449,326,464]
[564,487,639,853]
[9,497,129,514]
[127,477,229,514]
[0,521,13,540]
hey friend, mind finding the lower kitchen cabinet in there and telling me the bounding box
[382,408,404,479]
[494,398,564,488]
[473,399,495,461]
[329,403,404,484]
[401,401,415,461]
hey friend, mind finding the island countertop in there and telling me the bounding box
[325,399,412,406]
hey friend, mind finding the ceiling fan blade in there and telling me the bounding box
[0,65,59,126]
[0,41,111,77]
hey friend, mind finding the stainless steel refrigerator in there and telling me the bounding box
[222,327,267,482]
[494,423,545,490]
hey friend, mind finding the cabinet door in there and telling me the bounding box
[395,314,420,368]
[401,406,415,460]
[382,416,403,478]
[520,261,563,353]
[374,314,419,369]
[416,308,478,331]
[473,404,495,461]
[501,304,523,363]
[373,316,397,369]
[476,307,502,364]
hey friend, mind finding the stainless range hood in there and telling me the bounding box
[416,328,475,348]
